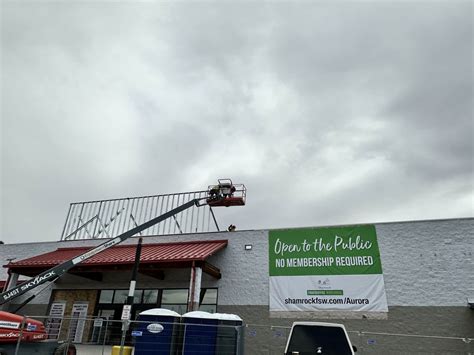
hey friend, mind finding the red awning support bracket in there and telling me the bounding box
[201,262,222,279]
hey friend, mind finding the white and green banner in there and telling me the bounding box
[269,225,388,312]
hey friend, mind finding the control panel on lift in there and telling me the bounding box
[207,179,246,207]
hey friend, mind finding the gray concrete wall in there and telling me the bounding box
[221,305,474,354]
[376,218,473,306]
[0,218,472,353]
[0,218,472,307]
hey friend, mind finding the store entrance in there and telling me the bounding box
[93,288,218,344]
[94,304,157,345]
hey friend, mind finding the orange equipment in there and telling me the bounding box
[0,311,47,343]
[206,179,246,207]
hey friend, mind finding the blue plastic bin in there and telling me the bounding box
[214,313,244,355]
[182,311,219,355]
[133,308,181,355]
[182,311,244,355]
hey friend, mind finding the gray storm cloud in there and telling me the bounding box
[1,1,472,243]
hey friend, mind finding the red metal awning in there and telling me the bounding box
[5,240,227,279]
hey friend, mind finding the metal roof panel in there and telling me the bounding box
[5,240,228,268]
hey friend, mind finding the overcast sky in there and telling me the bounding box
[1,1,472,244]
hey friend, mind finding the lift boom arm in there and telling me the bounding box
[0,198,207,305]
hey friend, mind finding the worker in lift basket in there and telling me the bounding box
[209,185,221,199]
[221,184,236,197]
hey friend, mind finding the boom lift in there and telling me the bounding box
[0,180,246,354]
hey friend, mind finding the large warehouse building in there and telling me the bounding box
[0,189,472,354]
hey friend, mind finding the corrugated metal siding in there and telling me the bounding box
[7,240,228,268]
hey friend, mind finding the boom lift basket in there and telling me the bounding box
[207,179,246,207]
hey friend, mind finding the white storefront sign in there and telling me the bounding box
[45,302,66,339]
[69,302,89,343]
[269,225,388,313]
